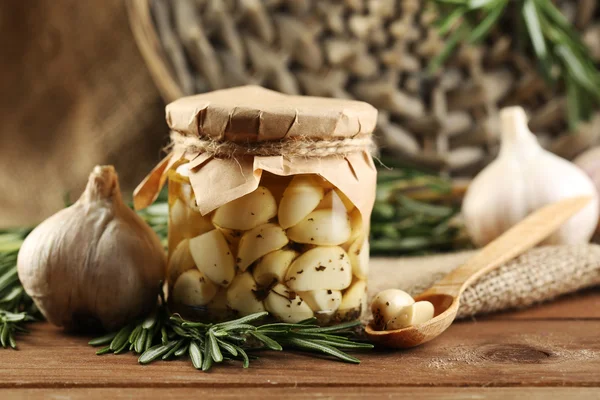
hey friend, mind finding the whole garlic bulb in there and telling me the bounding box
[574,146,600,232]
[17,166,166,331]
[462,107,599,246]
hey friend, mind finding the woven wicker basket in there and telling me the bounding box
[126,0,600,177]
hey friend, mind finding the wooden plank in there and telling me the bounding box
[2,318,600,388]
[1,387,599,400]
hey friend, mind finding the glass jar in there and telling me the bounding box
[167,163,370,325]
[134,85,377,326]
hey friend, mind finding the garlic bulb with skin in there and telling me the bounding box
[462,107,599,246]
[17,166,166,332]
[574,146,600,232]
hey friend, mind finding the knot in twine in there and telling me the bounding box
[170,130,375,158]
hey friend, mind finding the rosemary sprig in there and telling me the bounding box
[429,0,600,127]
[90,308,372,371]
[0,230,38,349]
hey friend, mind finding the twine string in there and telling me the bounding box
[170,130,375,158]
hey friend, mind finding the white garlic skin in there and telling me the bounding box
[17,166,166,332]
[574,146,600,232]
[462,107,599,246]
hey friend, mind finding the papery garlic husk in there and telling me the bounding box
[17,166,166,332]
[462,107,599,246]
[574,146,600,232]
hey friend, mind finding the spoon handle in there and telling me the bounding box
[422,196,592,298]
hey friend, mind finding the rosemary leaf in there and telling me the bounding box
[128,325,142,344]
[138,342,176,365]
[88,332,117,346]
[1,324,9,348]
[216,338,238,357]
[8,333,17,349]
[96,346,112,355]
[208,332,223,363]
[282,337,361,364]
[175,341,189,357]
[189,341,203,369]
[213,311,269,328]
[135,329,147,354]
[249,331,283,351]
[109,325,133,351]
[161,326,168,345]
[201,340,213,371]
[162,340,184,360]
[235,345,250,368]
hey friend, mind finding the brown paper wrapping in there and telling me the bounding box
[135,86,378,224]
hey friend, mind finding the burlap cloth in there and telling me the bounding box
[368,244,600,319]
[0,0,166,227]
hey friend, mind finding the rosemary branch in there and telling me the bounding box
[429,0,600,128]
[0,230,38,349]
[89,295,373,371]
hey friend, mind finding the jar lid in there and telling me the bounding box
[165,85,377,142]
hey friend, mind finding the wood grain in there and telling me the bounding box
[2,311,600,389]
[2,387,600,400]
[2,258,598,398]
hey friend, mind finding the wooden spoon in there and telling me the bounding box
[365,196,592,348]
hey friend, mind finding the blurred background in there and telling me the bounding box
[2,0,600,253]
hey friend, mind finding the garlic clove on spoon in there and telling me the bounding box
[462,106,599,246]
[370,289,435,330]
[17,166,166,332]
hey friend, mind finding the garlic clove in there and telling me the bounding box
[189,229,235,287]
[286,209,352,245]
[278,175,325,229]
[259,172,292,207]
[386,301,435,330]
[285,246,352,291]
[226,272,266,316]
[315,189,354,212]
[336,279,367,321]
[264,283,314,323]
[215,226,243,254]
[171,198,214,238]
[410,301,435,325]
[237,223,289,271]
[212,186,277,230]
[348,237,369,279]
[343,208,364,249]
[172,269,218,306]
[298,289,342,315]
[253,249,298,286]
[167,239,196,291]
[370,289,415,330]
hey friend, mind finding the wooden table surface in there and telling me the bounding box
[2,258,600,399]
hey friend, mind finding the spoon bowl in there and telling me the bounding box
[365,197,592,348]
